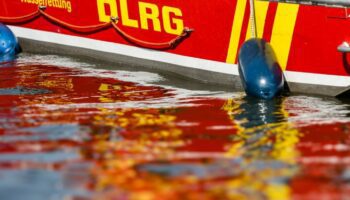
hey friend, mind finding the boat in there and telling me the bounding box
[0,0,350,97]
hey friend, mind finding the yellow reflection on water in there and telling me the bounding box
[223,96,301,200]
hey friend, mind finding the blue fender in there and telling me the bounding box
[0,23,20,63]
[238,38,285,99]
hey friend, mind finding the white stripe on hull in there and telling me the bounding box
[9,26,350,88]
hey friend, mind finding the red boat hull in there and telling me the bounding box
[1,0,350,96]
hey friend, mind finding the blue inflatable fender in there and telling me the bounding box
[0,23,20,62]
[238,38,285,99]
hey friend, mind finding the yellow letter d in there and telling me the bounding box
[97,0,118,23]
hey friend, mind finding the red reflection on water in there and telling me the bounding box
[291,123,350,199]
[0,62,349,199]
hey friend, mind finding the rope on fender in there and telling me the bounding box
[0,6,193,50]
[111,17,193,50]
[249,0,257,38]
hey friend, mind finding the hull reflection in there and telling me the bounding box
[0,54,349,199]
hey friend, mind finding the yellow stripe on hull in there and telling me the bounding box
[226,0,247,64]
[270,3,299,70]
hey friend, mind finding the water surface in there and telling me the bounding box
[0,54,350,200]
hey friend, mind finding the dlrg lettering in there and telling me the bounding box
[97,0,184,35]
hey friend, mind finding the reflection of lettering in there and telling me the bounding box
[97,0,184,35]
[21,0,72,13]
